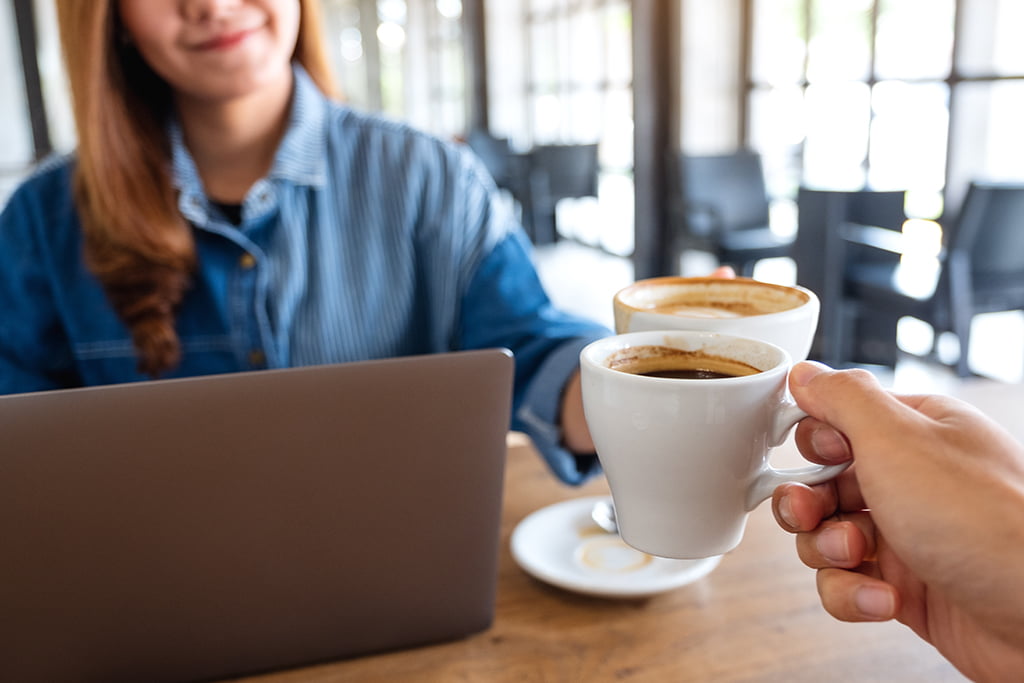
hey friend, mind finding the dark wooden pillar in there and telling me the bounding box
[13,0,51,160]
[462,0,489,132]
[631,0,678,279]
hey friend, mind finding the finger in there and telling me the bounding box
[795,513,877,569]
[791,416,866,513]
[772,482,836,532]
[832,468,867,512]
[710,265,737,279]
[788,363,920,449]
[773,468,865,533]
[816,567,899,622]
[794,417,852,465]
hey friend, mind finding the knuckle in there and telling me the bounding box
[830,367,877,392]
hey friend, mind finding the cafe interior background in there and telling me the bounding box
[2,0,1022,390]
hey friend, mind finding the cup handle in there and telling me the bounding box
[745,401,851,511]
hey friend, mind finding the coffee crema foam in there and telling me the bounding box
[652,303,753,319]
[619,278,809,319]
[606,345,761,378]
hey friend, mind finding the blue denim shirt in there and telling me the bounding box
[0,67,609,484]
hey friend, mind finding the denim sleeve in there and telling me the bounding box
[458,229,611,484]
[0,183,79,395]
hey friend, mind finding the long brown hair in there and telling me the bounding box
[56,1,337,377]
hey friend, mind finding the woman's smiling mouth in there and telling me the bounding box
[193,27,260,52]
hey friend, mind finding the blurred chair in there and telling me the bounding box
[465,129,534,236]
[670,150,794,276]
[466,128,514,190]
[838,182,1024,377]
[524,143,600,245]
[794,188,907,366]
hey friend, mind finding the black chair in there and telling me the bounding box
[794,188,907,366]
[523,143,600,245]
[838,182,1024,377]
[465,129,535,238]
[670,150,794,276]
[466,128,514,190]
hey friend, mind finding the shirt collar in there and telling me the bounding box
[170,63,330,200]
[269,64,329,187]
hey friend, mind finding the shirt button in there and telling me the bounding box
[248,350,266,367]
[239,253,256,269]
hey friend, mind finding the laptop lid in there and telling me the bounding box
[0,349,513,683]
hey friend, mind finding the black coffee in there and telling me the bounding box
[640,368,740,380]
[606,344,762,380]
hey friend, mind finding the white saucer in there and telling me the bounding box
[510,495,722,598]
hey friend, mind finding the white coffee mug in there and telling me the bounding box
[613,277,820,362]
[580,330,848,559]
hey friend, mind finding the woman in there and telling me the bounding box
[0,0,608,484]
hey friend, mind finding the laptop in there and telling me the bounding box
[0,349,514,683]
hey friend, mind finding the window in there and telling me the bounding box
[748,0,1024,220]
[0,0,67,204]
[488,0,634,255]
[319,0,467,138]
[0,0,33,203]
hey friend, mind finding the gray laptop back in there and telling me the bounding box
[0,349,513,683]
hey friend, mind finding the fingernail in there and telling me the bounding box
[815,526,849,564]
[855,585,895,620]
[789,361,828,387]
[809,426,850,463]
[778,494,798,529]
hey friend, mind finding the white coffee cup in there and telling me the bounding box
[580,330,848,559]
[613,277,820,362]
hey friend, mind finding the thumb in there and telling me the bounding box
[788,362,918,454]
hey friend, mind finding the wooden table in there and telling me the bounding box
[233,379,1024,683]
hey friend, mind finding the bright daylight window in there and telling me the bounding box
[748,0,1024,222]
[319,0,466,138]
[504,0,634,256]
[0,1,33,204]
